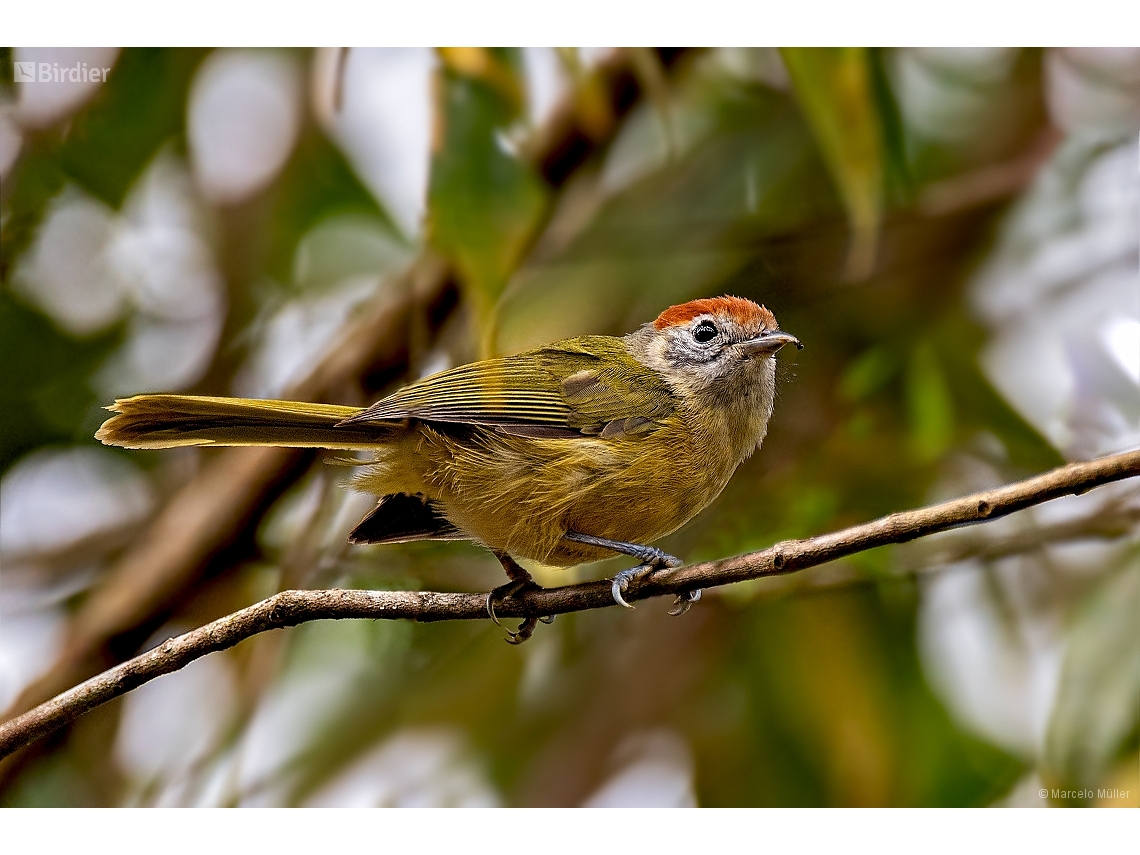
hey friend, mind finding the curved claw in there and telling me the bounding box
[505,617,538,645]
[667,589,702,617]
[486,592,504,627]
[486,572,549,643]
[539,614,556,624]
[611,563,657,609]
[612,576,636,610]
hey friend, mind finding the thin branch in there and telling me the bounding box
[2,449,1137,759]
[719,497,1140,602]
[900,496,1140,569]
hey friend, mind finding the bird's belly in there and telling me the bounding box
[409,426,733,567]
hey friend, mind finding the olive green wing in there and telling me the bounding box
[342,336,676,439]
[541,337,677,437]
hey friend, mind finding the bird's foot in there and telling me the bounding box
[485,568,553,645]
[611,564,651,609]
[610,548,682,609]
[561,532,687,613]
[667,588,702,617]
[506,616,538,645]
[502,613,556,645]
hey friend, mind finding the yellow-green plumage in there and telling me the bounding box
[96,395,378,449]
[97,297,795,573]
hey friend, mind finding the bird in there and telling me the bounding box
[96,295,801,642]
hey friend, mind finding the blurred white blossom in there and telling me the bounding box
[920,555,1067,756]
[312,48,434,240]
[13,187,123,335]
[522,47,569,129]
[101,151,226,393]
[920,453,1139,763]
[304,728,500,807]
[234,279,376,400]
[890,47,1027,159]
[0,589,67,712]
[233,620,409,806]
[600,97,715,197]
[1046,48,1140,136]
[14,148,226,395]
[0,447,155,710]
[234,214,411,398]
[0,447,155,559]
[972,136,1139,458]
[115,630,239,806]
[581,729,697,807]
[188,49,302,206]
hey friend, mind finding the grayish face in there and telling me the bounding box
[625,310,801,461]
[631,312,800,395]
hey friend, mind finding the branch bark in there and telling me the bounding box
[2,448,1137,760]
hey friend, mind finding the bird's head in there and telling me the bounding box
[627,296,801,405]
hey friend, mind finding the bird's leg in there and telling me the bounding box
[564,530,681,568]
[563,530,697,612]
[486,552,553,645]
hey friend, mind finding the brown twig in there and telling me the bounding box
[717,491,1140,602]
[2,448,1136,759]
[900,496,1140,569]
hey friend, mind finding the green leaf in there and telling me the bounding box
[840,345,898,402]
[867,48,914,206]
[780,48,885,280]
[905,341,954,462]
[428,56,548,353]
[58,48,211,209]
[0,291,124,474]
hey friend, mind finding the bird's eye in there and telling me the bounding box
[693,321,719,343]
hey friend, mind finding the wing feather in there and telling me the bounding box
[342,336,676,438]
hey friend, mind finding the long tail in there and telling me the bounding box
[96,394,397,450]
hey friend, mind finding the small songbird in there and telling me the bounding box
[97,296,800,641]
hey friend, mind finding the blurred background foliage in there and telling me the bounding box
[0,46,1137,807]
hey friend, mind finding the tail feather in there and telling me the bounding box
[349,494,464,544]
[96,394,397,450]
